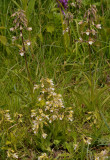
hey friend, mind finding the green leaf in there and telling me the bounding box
[101,95,110,107]
[83,72,91,87]
[0,35,7,45]
[6,141,11,145]
[100,111,110,132]
[11,0,21,8]
[0,27,6,30]
[21,0,28,11]
[27,0,36,19]
[53,140,60,146]
[45,25,55,33]
[37,33,43,42]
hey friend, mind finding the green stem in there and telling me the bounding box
[20,28,33,100]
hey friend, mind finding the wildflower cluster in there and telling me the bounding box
[83,136,92,145]
[0,109,13,123]
[31,78,74,137]
[62,12,73,35]
[95,149,109,160]
[78,5,101,45]
[86,111,99,127]
[14,112,23,123]
[7,149,18,159]
[70,0,82,9]
[10,10,32,56]
[38,153,48,160]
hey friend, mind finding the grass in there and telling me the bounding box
[0,0,110,159]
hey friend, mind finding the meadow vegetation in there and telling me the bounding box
[0,0,110,159]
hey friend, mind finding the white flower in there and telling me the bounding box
[96,24,101,29]
[63,30,65,35]
[41,83,44,88]
[52,92,56,96]
[42,133,47,139]
[39,118,42,121]
[27,41,31,46]
[86,31,90,35]
[38,97,41,101]
[71,2,75,7]
[58,94,62,97]
[88,39,94,45]
[78,21,83,25]
[66,27,69,32]
[100,150,107,156]
[91,29,96,35]
[51,88,54,91]
[31,112,36,117]
[12,36,16,41]
[79,37,83,42]
[52,115,57,120]
[38,153,47,160]
[46,101,49,105]
[86,139,91,145]
[20,26,23,30]
[5,113,11,120]
[92,22,95,25]
[45,106,49,111]
[19,52,24,56]
[27,27,32,31]
[59,115,64,120]
[12,153,18,159]
[20,33,22,37]
[34,131,37,134]
[33,84,39,92]
[85,137,92,145]
[46,79,53,84]
[10,27,14,31]
[68,117,73,121]
[95,156,99,160]
[45,115,49,120]
[74,144,78,151]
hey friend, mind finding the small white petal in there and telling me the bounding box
[19,52,24,56]
[86,32,89,35]
[27,27,32,31]
[10,27,14,31]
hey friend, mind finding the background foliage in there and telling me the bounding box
[0,0,110,159]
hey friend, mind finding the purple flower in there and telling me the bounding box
[57,0,68,14]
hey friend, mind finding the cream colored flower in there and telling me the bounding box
[85,29,90,35]
[42,133,47,139]
[27,27,32,31]
[88,39,94,45]
[78,21,83,25]
[33,84,39,92]
[12,153,18,159]
[27,41,31,46]
[96,24,101,29]
[19,52,24,56]
[10,27,14,31]
[38,153,48,160]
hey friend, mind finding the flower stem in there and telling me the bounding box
[20,28,34,99]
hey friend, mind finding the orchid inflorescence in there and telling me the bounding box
[77,5,101,45]
[31,78,74,138]
[10,10,32,56]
